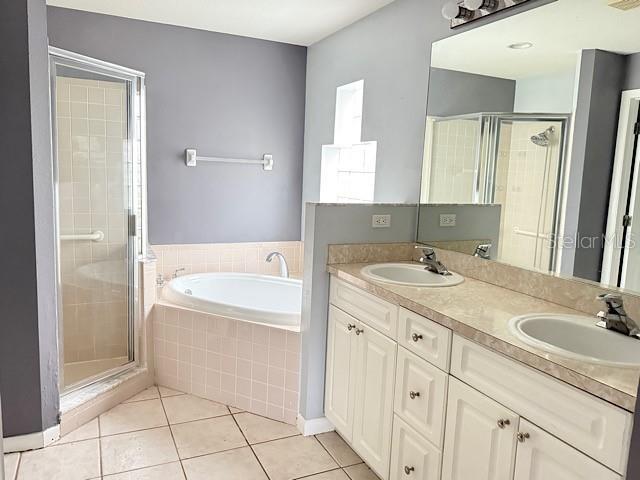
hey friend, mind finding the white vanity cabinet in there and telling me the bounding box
[325,301,397,478]
[325,277,632,480]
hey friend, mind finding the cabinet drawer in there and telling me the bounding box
[451,335,633,474]
[398,307,452,371]
[390,415,442,480]
[330,277,399,339]
[394,347,448,448]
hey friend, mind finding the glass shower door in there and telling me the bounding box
[50,50,142,391]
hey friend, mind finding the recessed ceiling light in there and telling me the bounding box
[508,42,534,50]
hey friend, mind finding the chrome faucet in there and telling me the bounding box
[266,252,289,278]
[172,268,186,279]
[596,293,640,338]
[416,246,451,276]
[474,243,492,260]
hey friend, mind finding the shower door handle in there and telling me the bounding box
[128,214,137,237]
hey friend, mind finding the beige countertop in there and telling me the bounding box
[328,262,640,412]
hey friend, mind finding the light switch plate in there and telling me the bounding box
[372,214,391,228]
[440,214,457,227]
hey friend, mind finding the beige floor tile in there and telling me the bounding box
[234,412,300,444]
[17,439,100,480]
[123,386,160,403]
[171,416,247,459]
[229,406,244,414]
[303,470,350,480]
[316,432,362,467]
[162,394,229,424]
[55,418,99,445]
[344,463,380,480]
[182,446,267,480]
[252,435,338,480]
[158,386,185,397]
[100,426,179,475]
[103,461,185,479]
[4,453,20,480]
[99,399,168,436]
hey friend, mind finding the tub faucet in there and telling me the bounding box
[172,268,186,279]
[596,293,640,338]
[416,246,451,276]
[266,252,289,278]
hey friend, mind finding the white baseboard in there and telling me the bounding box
[296,414,334,436]
[3,424,60,453]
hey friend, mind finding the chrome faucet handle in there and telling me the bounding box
[597,293,626,315]
[172,268,186,279]
[474,243,492,260]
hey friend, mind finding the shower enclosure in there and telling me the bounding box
[49,48,146,393]
[422,113,570,272]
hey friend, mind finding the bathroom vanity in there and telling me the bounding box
[324,270,635,480]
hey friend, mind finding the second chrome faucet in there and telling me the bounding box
[266,251,289,278]
[416,246,451,276]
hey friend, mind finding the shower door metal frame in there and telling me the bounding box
[490,113,571,272]
[49,47,147,395]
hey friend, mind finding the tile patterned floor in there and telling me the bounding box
[3,386,380,480]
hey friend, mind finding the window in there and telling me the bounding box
[320,80,377,203]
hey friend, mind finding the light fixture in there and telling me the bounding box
[442,1,474,20]
[508,42,534,50]
[463,0,498,11]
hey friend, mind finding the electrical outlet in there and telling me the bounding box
[372,214,391,228]
[440,214,457,227]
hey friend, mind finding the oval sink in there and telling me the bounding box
[360,263,464,287]
[509,314,640,368]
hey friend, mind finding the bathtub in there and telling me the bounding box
[162,273,302,331]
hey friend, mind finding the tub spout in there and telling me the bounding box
[266,252,289,278]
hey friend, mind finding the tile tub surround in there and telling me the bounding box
[328,262,640,411]
[153,303,301,425]
[4,385,375,480]
[152,241,304,281]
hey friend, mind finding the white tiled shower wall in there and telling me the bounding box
[56,76,130,365]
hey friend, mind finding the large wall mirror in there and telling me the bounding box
[418,0,640,293]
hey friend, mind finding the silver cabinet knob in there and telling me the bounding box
[497,419,511,429]
[517,432,530,443]
[409,391,421,400]
[412,333,423,342]
[355,328,364,336]
[404,466,415,475]
[347,324,356,331]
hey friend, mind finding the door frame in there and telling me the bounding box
[48,46,147,395]
[601,89,640,287]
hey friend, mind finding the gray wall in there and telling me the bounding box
[0,0,59,437]
[302,0,554,207]
[47,7,307,245]
[427,68,515,117]
[300,204,417,420]
[417,204,502,253]
[572,50,628,282]
[625,52,640,91]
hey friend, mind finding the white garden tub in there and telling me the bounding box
[162,273,302,331]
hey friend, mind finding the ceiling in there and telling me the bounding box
[45,0,395,46]
[432,0,640,80]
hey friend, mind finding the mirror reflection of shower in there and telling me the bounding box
[422,113,569,272]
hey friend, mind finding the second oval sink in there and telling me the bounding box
[360,263,464,287]
[509,314,640,367]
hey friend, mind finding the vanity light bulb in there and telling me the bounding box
[463,0,498,11]
[442,1,474,20]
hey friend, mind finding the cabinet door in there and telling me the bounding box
[513,420,622,480]
[442,378,518,480]
[325,305,358,441]
[352,322,397,479]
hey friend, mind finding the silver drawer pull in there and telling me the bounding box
[409,391,420,400]
[347,324,356,331]
[404,466,415,475]
[412,333,423,342]
[497,419,511,429]
[355,328,364,335]
[517,432,530,443]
